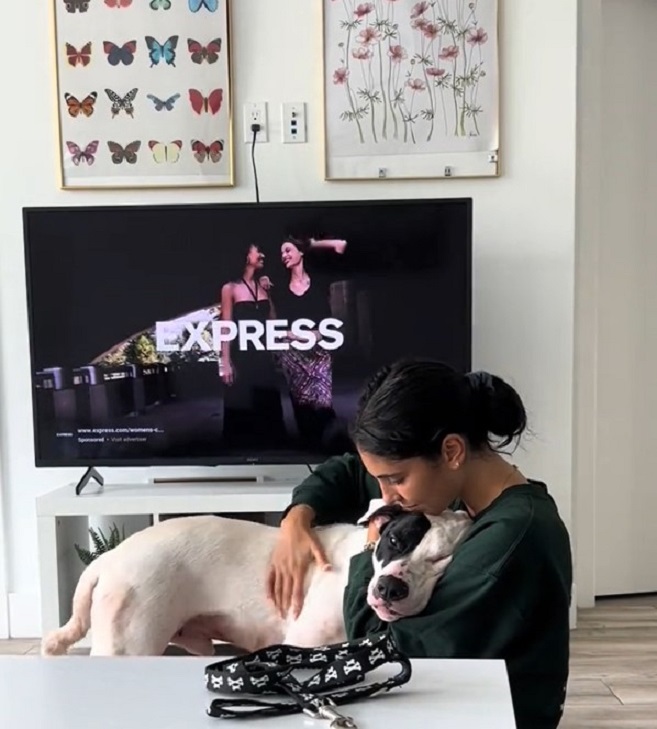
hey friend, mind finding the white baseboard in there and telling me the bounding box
[570,582,578,630]
[8,593,41,638]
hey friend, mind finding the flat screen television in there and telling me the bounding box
[23,199,472,468]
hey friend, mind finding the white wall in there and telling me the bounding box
[0,0,578,637]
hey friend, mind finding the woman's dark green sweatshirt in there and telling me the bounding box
[286,454,573,729]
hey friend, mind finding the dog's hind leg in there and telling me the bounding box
[88,582,174,656]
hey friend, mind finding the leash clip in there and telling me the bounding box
[304,700,357,728]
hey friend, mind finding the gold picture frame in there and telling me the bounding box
[51,0,234,190]
[321,0,501,181]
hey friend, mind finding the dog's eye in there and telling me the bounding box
[388,534,399,548]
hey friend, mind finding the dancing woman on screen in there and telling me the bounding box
[218,242,283,446]
[271,235,347,449]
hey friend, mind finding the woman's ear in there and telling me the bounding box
[442,434,466,469]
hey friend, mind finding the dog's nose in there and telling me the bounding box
[375,575,409,602]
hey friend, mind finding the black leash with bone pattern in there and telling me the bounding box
[204,630,412,727]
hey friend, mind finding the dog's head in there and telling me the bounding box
[360,502,471,622]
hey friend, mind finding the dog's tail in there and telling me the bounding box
[41,559,101,656]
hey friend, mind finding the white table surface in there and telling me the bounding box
[0,655,516,728]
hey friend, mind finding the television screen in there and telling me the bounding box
[23,199,472,467]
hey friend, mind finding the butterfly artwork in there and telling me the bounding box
[65,42,92,68]
[107,140,141,164]
[63,0,90,12]
[149,0,171,8]
[64,91,98,118]
[188,88,223,115]
[145,36,178,67]
[66,140,99,165]
[148,140,182,163]
[187,37,222,64]
[146,93,181,111]
[191,139,224,163]
[103,40,137,66]
[105,88,139,118]
[188,0,218,11]
[104,0,133,7]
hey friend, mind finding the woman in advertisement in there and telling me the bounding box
[272,235,347,450]
[218,242,284,447]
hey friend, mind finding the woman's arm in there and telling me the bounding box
[308,238,348,255]
[283,453,379,526]
[219,283,234,383]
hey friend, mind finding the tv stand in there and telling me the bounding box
[75,467,105,496]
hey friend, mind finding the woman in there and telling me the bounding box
[272,235,347,450]
[267,359,572,729]
[218,242,283,446]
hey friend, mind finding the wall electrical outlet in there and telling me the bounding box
[281,102,307,144]
[244,102,268,143]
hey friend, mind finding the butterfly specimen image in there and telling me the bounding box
[64,91,98,118]
[104,0,133,7]
[148,140,182,163]
[188,0,218,11]
[63,0,90,12]
[145,36,178,67]
[146,93,181,111]
[65,42,92,68]
[107,141,141,165]
[191,139,223,163]
[149,0,171,8]
[103,40,137,66]
[188,88,223,115]
[66,140,99,165]
[187,37,221,64]
[105,88,139,118]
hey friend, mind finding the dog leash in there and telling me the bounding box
[204,630,412,727]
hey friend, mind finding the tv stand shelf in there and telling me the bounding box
[35,480,297,644]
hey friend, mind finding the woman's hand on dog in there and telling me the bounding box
[267,505,332,620]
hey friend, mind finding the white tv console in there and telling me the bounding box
[35,480,297,645]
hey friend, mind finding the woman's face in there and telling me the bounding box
[247,245,265,269]
[281,241,302,268]
[358,438,466,516]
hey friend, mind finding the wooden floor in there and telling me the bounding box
[1,595,655,727]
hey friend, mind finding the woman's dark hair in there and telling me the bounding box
[351,358,527,460]
[283,235,312,254]
[224,240,260,283]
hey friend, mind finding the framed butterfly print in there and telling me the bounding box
[51,0,234,189]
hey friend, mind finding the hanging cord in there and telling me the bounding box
[251,124,261,203]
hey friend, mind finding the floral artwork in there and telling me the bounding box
[323,0,499,177]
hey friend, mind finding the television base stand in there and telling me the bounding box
[75,466,105,496]
[151,475,271,485]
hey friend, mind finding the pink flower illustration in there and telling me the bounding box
[407,78,426,91]
[467,27,489,45]
[387,45,407,63]
[333,67,349,85]
[439,45,459,60]
[410,1,429,18]
[426,66,446,78]
[354,2,374,17]
[422,23,440,40]
[357,27,382,45]
[411,17,429,30]
[352,46,374,60]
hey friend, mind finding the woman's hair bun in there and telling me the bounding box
[466,371,527,449]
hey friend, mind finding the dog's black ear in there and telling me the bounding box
[363,503,404,532]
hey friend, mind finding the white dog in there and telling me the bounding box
[42,501,471,657]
